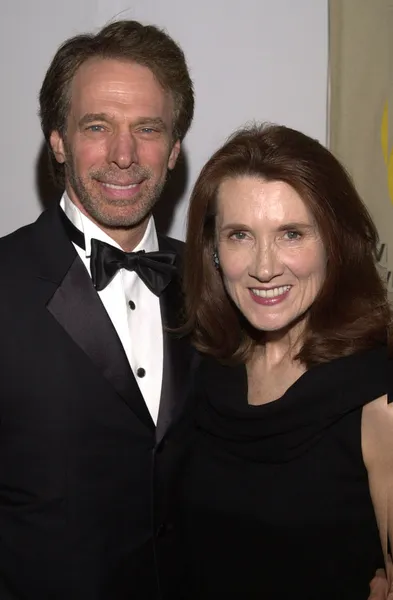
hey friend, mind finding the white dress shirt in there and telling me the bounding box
[60,193,163,424]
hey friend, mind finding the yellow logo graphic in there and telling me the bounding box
[381,101,393,205]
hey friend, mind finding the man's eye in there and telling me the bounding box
[87,125,105,132]
[140,127,160,135]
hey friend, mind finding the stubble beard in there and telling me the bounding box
[64,154,167,231]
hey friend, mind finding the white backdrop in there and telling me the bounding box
[0,0,328,239]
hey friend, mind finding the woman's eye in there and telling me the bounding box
[230,231,247,240]
[284,230,301,241]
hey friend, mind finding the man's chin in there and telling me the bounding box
[89,208,152,232]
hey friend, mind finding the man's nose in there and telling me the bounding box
[108,132,137,169]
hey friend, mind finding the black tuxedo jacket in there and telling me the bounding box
[0,206,196,599]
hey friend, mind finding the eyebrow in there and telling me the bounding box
[135,117,167,130]
[219,223,249,232]
[219,221,315,232]
[78,113,112,127]
[276,222,314,231]
[78,113,168,130]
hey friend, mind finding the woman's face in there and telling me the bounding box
[216,176,326,335]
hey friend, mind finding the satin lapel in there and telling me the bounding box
[32,206,154,431]
[155,235,196,443]
[47,257,154,430]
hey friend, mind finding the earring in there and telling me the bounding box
[213,250,220,269]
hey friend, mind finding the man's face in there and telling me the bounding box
[50,58,180,232]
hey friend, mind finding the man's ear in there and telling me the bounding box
[168,139,181,170]
[49,130,66,164]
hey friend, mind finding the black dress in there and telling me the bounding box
[177,346,387,599]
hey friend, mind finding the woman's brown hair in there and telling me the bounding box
[183,123,391,366]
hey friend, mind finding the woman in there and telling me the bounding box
[177,124,392,598]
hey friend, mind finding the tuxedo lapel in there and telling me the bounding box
[155,235,195,443]
[47,256,154,430]
[31,206,154,431]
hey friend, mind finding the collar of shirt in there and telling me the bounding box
[59,192,159,257]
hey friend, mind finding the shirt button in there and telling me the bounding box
[137,367,146,378]
[128,300,136,310]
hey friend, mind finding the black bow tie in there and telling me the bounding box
[59,208,177,296]
[90,239,176,295]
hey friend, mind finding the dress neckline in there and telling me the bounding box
[194,345,388,463]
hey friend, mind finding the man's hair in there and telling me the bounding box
[39,20,194,186]
[183,123,391,366]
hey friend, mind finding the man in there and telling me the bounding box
[0,20,195,599]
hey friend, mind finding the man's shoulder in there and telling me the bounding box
[0,217,46,291]
[0,206,60,266]
[0,218,38,257]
